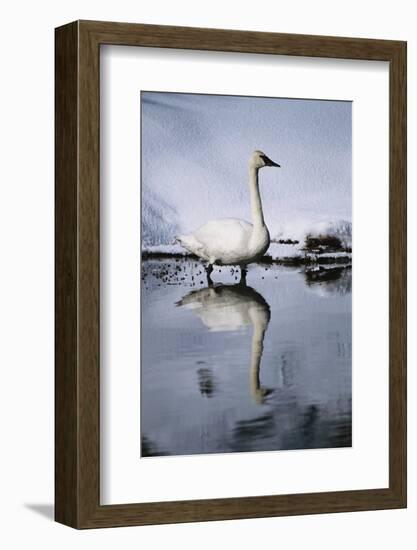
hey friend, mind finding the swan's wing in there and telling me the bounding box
[194,218,252,247]
[191,218,253,264]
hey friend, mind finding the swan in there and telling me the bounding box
[176,283,272,404]
[176,150,280,282]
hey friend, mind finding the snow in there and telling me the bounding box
[142,243,188,256]
[317,251,352,259]
[267,242,303,259]
[272,219,352,248]
[142,241,352,263]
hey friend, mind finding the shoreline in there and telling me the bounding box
[141,251,352,267]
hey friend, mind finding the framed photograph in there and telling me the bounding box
[55,20,406,528]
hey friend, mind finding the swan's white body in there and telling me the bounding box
[178,218,269,266]
[177,150,280,268]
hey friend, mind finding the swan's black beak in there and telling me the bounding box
[262,154,281,167]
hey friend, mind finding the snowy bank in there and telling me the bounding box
[142,241,352,265]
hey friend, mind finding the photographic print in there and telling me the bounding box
[140,91,352,458]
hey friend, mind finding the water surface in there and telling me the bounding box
[141,259,351,457]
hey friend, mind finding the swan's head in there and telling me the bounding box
[250,150,281,170]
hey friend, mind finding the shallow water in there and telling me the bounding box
[141,259,352,457]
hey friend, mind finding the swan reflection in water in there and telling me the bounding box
[176,282,272,404]
[141,261,352,456]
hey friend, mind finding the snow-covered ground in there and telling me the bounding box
[272,219,352,249]
[267,243,351,262]
[142,243,189,256]
[142,240,352,264]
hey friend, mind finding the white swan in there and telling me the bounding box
[177,150,280,281]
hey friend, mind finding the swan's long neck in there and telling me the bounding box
[249,166,265,228]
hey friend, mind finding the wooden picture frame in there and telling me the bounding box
[55,20,407,529]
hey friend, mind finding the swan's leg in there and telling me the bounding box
[205,263,214,286]
[240,266,248,286]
